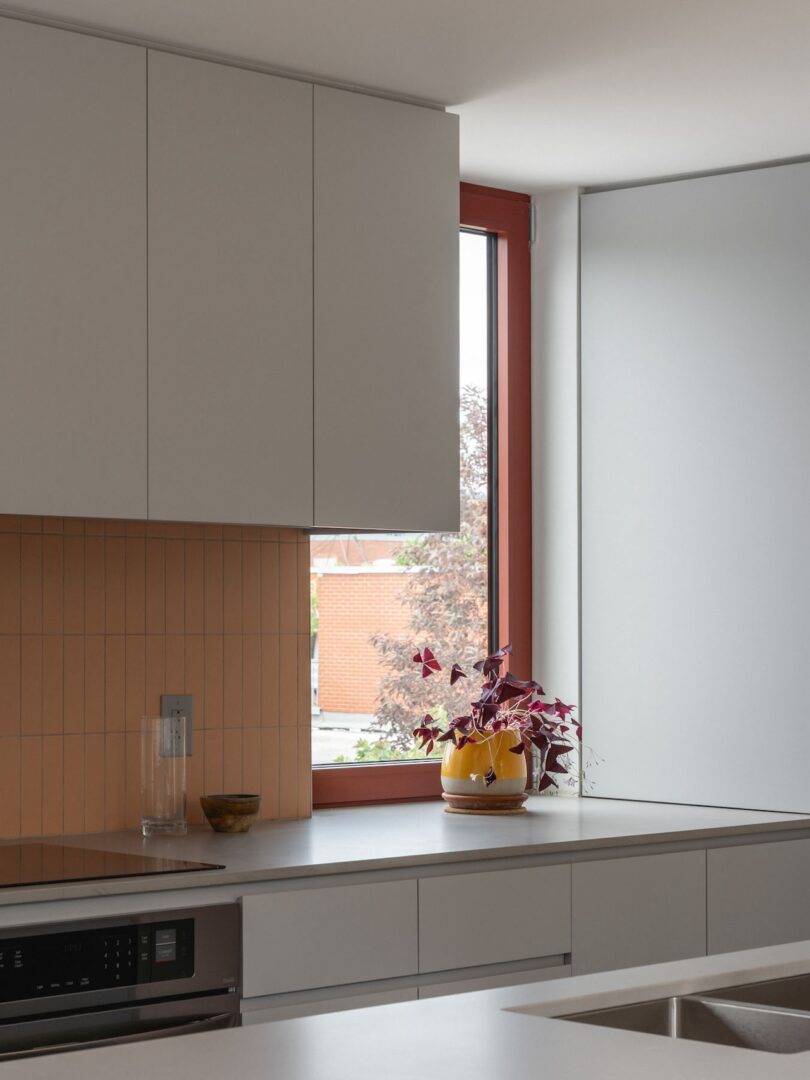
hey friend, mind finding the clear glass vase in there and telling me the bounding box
[140,716,187,837]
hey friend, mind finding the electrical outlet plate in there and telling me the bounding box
[160,694,193,757]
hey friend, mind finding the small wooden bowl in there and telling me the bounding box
[200,793,261,833]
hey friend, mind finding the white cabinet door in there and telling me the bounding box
[708,839,810,955]
[571,851,706,975]
[242,880,418,997]
[0,18,147,518]
[314,87,459,531]
[418,866,571,973]
[148,52,313,526]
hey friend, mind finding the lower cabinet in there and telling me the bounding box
[242,880,417,998]
[571,850,707,975]
[708,839,810,955]
[418,865,571,973]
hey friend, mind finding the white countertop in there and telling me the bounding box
[6,941,810,1079]
[3,796,809,906]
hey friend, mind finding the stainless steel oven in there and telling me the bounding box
[0,903,241,1060]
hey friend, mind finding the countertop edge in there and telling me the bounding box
[2,811,810,909]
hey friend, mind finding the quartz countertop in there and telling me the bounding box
[5,940,810,1079]
[1,796,808,906]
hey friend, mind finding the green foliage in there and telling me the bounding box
[334,738,442,764]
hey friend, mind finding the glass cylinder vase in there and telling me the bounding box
[140,715,187,837]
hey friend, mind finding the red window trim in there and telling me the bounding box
[312,182,532,809]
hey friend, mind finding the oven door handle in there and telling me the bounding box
[0,1012,236,1061]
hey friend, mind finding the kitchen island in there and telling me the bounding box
[4,941,810,1079]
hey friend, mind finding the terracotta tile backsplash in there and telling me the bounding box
[0,515,312,838]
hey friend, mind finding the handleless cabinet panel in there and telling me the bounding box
[418,865,571,973]
[0,17,147,518]
[242,880,418,997]
[148,51,313,525]
[708,839,810,955]
[572,850,706,975]
[314,87,459,531]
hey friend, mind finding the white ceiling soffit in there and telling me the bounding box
[4,0,810,190]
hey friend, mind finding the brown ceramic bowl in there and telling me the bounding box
[200,793,261,833]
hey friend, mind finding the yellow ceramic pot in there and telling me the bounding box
[441,729,527,796]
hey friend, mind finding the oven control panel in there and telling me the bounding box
[0,919,194,1002]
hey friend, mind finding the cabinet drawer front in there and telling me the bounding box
[242,881,417,997]
[241,987,417,1023]
[708,839,810,955]
[418,865,571,973]
[572,850,706,975]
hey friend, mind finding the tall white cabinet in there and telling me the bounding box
[314,87,460,531]
[0,19,147,519]
[147,52,314,526]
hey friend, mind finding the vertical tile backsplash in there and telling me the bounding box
[0,515,312,838]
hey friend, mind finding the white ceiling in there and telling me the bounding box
[6,0,810,190]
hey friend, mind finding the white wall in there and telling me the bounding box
[581,161,810,813]
[531,190,580,714]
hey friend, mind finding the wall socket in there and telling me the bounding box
[160,694,193,757]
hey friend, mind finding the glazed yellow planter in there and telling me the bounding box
[441,729,527,796]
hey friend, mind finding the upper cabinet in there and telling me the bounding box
[0,19,147,519]
[0,19,459,530]
[147,52,314,526]
[313,87,460,531]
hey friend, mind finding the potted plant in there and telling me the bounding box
[412,644,579,813]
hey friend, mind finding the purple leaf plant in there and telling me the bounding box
[412,644,579,791]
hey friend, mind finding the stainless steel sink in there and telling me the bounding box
[703,973,810,1012]
[561,994,810,1054]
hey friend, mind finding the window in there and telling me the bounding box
[312,184,532,806]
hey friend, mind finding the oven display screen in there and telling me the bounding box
[0,919,194,1003]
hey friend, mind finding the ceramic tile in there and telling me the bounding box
[41,736,63,835]
[0,534,21,634]
[62,535,84,634]
[124,538,145,634]
[42,535,63,634]
[241,541,261,635]
[204,541,224,634]
[20,534,42,634]
[125,635,146,732]
[104,537,126,634]
[223,729,242,791]
[184,539,204,633]
[62,734,85,834]
[20,736,42,836]
[20,636,42,736]
[104,636,125,732]
[84,636,105,733]
[203,636,223,728]
[260,727,280,819]
[145,538,165,634]
[0,637,21,737]
[242,635,261,728]
[223,542,242,634]
[84,536,105,634]
[223,635,242,729]
[63,637,84,734]
[41,636,63,735]
[164,539,184,634]
[84,733,105,832]
[260,544,279,633]
[104,733,126,832]
[279,543,298,634]
[0,738,21,838]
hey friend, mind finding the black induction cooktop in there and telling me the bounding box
[0,843,224,889]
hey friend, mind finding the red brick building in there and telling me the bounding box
[314,567,410,715]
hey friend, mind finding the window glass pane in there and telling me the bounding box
[311,231,491,765]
